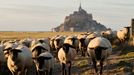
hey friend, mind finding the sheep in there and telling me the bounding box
[87,37,112,75]
[19,38,33,48]
[50,36,58,51]
[58,43,77,75]
[85,32,100,51]
[4,44,33,75]
[77,34,87,56]
[0,45,6,71]
[54,35,65,51]
[117,27,131,43]
[3,42,18,60]
[64,35,79,53]
[37,37,51,46]
[101,29,117,44]
[32,52,54,75]
[30,40,50,58]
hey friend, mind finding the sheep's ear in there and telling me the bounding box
[40,46,47,51]
[43,57,52,60]
[32,57,36,60]
[89,47,94,50]
[101,47,108,50]
[36,46,47,51]
[10,49,22,53]
[3,47,12,51]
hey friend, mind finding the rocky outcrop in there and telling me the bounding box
[53,6,107,32]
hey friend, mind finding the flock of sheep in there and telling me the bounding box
[0,26,130,75]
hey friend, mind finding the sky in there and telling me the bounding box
[0,0,134,31]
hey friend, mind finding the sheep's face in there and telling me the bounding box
[9,49,22,61]
[70,38,77,46]
[32,46,47,58]
[36,57,44,70]
[33,56,52,71]
[79,38,85,47]
[38,40,44,44]
[3,47,12,59]
[54,39,61,49]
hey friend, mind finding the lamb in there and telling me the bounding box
[58,43,77,75]
[87,37,112,75]
[4,44,33,75]
[32,52,54,75]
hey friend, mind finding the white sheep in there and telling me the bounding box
[64,35,79,53]
[87,37,112,75]
[58,43,77,75]
[53,35,65,51]
[30,40,50,58]
[3,42,18,60]
[5,44,33,75]
[19,38,33,48]
[77,34,87,56]
[85,32,100,47]
[32,52,54,75]
[117,27,131,43]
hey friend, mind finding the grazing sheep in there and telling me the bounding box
[58,43,77,75]
[5,44,33,75]
[33,52,54,75]
[87,37,112,75]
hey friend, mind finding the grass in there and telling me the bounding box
[0,31,83,40]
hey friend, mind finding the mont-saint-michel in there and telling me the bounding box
[53,4,107,32]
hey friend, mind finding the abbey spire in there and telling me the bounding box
[79,2,82,11]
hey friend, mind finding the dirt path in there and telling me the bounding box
[52,52,134,75]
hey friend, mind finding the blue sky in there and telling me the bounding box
[0,0,133,31]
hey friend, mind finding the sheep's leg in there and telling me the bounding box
[61,63,65,75]
[92,59,98,74]
[100,59,104,75]
[68,61,71,75]
[0,63,1,72]
[38,71,44,75]
[45,70,48,75]
[12,71,17,75]
[81,48,84,56]
[49,68,53,75]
